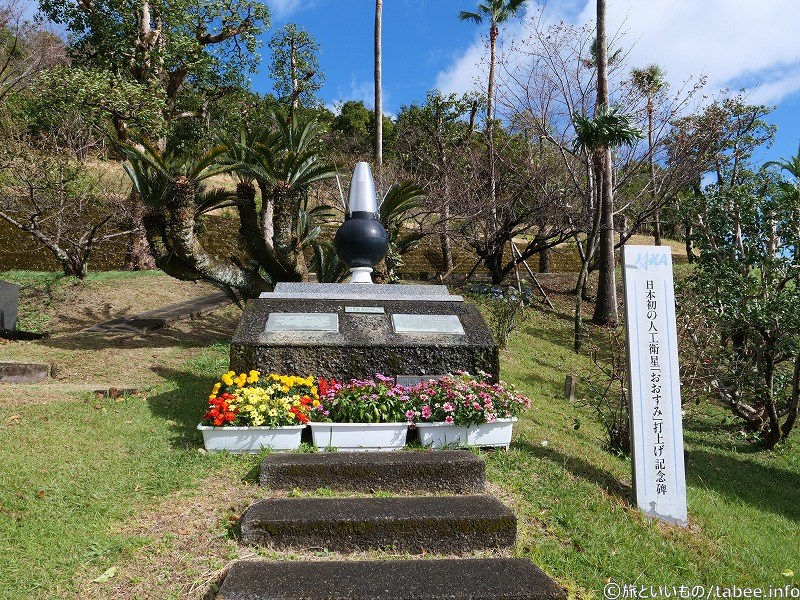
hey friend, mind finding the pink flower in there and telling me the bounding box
[421,405,432,419]
[443,402,456,413]
[405,409,415,420]
[445,415,454,424]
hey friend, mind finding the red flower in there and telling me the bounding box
[203,392,238,426]
[318,378,340,397]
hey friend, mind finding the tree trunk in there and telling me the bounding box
[272,187,306,281]
[592,148,618,325]
[783,352,800,441]
[487,22,498,223]
[575,164,602,353]
[648,100,661,246]
[374,0,383,166]
[236,182,290,279]
[590,0,618,326]
[123,187,157,271]
[538,246,551,273]
[762,351,782,449]
[440,198,453,273]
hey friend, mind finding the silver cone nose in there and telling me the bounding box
[347,162,378,214]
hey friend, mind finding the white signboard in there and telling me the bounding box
[622,246,688,527]
[392,314,465,335]
[264,313,339,332]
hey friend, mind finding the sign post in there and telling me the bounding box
[622,245,688,527]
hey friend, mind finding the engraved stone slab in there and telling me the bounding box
[396,374,448,387]
[265,312,339,333]
[392,314,464,335]
[345,306,385,314]
[0,280,19,331]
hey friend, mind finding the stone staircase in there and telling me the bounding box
[217,451,566,600]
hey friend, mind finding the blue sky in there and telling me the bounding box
[259,0,800,166]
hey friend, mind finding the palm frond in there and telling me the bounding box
[195,188,237,217]
[458,10,483,23]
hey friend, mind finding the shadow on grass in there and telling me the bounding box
[38,313,238,350]
[146,366,214,450]
[513,439,634,504]
[685,449,800,521]
[519,321,575,353]
[513,366,569,399]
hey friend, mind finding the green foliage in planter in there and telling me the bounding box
[312,375,412,423]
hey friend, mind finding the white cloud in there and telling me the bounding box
[268,0,310,21]
[436,0,800,105]
[328,78,395,118]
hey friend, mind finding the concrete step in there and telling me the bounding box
[217,558,566,600]
[259,450,485,493]
[240,495,515,553]
[0,361,52,383]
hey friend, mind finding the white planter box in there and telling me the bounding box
[415,418,518,449]
[197,424,305,454]
[310,422,409,451]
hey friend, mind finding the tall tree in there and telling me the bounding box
[459,0,526,219]
[591,0,618,326]
[631,64,666,244]
[573,104,641,349]
[268,23,323,113]
[395,91,480,272]
[38,0,270,269]
[458,0,525,124]
[374,0,383,167]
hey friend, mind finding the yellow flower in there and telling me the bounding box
[312,399,320,408]
[208,394,217,401]
[268,409,278,417]
[221,374,233,386]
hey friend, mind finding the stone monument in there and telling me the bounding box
[230,163,498,380]
[0,280,19,332]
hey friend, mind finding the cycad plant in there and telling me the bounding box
[120,111,337,297]
[379,181,426,282]
[232,110,337,280]
[121,139,266,300]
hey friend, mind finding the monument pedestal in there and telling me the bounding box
[230,283,498,381]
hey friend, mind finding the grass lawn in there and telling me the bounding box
[0,271,797,598]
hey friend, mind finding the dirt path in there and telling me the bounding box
[0,273,241,407]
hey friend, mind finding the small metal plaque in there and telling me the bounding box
[392,314,465,335]
[265,312,339,332]
[344,306,385,314]
[396,374,448,387]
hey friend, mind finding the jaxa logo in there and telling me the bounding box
[630,252,668,270]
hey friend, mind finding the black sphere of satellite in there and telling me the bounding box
[333,212,389,268]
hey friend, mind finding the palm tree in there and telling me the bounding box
[591,0,619,327]
[632,64,666,244]
[459,0,527,220]
[458,0,526,124]
[572,104,642,348]
[374,0,383,166]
